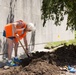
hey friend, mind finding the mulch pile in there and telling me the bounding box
[0,44,76,75]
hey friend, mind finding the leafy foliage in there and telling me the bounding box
[41,0,76,30]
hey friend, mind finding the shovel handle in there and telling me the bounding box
[16,34,29,57]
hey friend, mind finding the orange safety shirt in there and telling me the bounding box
[4,22,27,42]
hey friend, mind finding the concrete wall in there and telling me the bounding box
[0,0,74,60]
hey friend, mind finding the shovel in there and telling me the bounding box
[16,34,30,57]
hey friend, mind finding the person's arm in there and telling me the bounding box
[23,36,28,50]
[12,23,25,36]
[12,23,17,35]
[16,28,25,31]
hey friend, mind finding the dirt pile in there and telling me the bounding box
[0,44,76,75]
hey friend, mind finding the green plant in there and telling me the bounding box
[44,39,76,49]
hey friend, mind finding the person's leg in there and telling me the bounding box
[13,40,21,62]
[14,42,19,57]
[6,38,18,66]
[7,38,13,60]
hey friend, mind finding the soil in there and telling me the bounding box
[0,44,76,75]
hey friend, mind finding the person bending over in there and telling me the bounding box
[3,20,36,66]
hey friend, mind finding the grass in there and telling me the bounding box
[44,39,76,49]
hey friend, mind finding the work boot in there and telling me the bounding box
[13,57,22,63]
[6,60,18,67]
